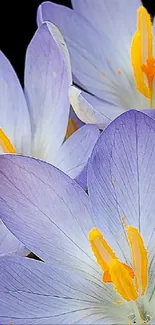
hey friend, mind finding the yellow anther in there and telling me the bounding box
[131,6,154,103]
[102,262,134,283]
[66,118,78,139]
[109,259,138,301]
[126,226,148,296]
[89,225,148,302]
[0,128,16,153]
[89,228,117,273]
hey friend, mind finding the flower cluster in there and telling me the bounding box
[0,1,155,324]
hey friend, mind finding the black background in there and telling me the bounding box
[1,0,155,84]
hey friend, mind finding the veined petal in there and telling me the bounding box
[0,222,28,256]
[88,110,155,272]
[37,2,135,103]
[70,86,123,129]
[53,124,100,179]
[72,0,141,47]
[24,22,70,162]
[46,21,72,85]
[0,256,122,324]
[142,108,155,119]
[75,164,87,190]
[0,51,31,154]
[0,155,96,272]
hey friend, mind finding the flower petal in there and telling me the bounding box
[88,110,155,266]
[75,164,87,190]
[0,155,95,270]
[24,22,70,162]
[0,256,120,324]
[0,51,31,154]
[53,124,100,179]
[37,2,136,104]
[70,86,124,129]
[142,108,155,119]
[69,106,84,129]
[71,0,141,47]
[46,21,72,85]
[0,222,28,256]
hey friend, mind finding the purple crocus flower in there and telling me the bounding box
[0,21,99,256]
[0,109,155,323]
[37,1,155,128]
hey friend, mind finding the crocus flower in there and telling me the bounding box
[0,21,99,256]
[37,1,155,128]
[0,109,155,324]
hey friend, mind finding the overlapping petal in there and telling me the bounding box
[71,0,141,48]
[0,222,28,256]
[75,164,87,190]
[142,108,155,119]
[88,110,155,270]
[37,2,137,105]
[53,124,100,178]
[0,256,121,324]
[0,51,32,256]
[37,2,149,112]
[24,22,70,162]
[0,51,31,154]
[46,21,72,85]
[70,86,123,129]
[0,155,96,271]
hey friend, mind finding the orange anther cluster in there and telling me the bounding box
[89,225,148,302]
[141,58,155,89]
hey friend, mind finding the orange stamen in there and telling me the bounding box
[89,225,148,302]
[131,6,155,106]
[126,226,148,296]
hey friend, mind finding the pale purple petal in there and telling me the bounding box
[24,22,70,162]
[0,155,95,271]
[0,222,28,256]
[37,2,134,103]
[142,108,155,119]
[53,124,100,179]
[88,110,155,268]
[69,106,84,129]
[46,21,72,85]
[70,86,124,129]
[72,0,141,48]
[0,256,119,324]
[0,51,31,154]
[75,164,87,190]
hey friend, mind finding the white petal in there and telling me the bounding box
[70,86,124,129]
[0,51,31,154]
[24,22,70,161]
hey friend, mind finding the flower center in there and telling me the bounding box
[88,225,148,302]
[0,128,16,153]
[131,6,155,107]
